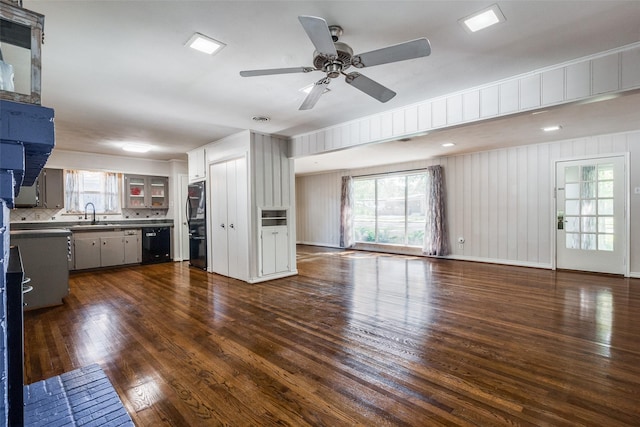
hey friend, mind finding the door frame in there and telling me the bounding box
[552,152,630,277]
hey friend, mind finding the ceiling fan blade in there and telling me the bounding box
[345,72,396,103]
[240,67,315,77]
[299,77,331,110]
[352,38,431,68]
[298,15,338,58]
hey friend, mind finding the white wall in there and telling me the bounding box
[296,129,640,275]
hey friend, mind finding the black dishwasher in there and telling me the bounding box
[141,227,171,264]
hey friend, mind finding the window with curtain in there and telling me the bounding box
[351,166,448,255]
[65,170,121,214]
[353,173,427,246]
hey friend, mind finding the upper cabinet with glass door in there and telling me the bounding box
[124,174,169,209]
[0,1,44,105]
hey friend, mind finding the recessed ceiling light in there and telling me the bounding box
[252,116,270,122]
[122,143,151,153]
[185,32,225,55]
[542,125,562,132]
[460,4,506,33]
[442,142,455,147]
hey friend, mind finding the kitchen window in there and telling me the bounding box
[64,170,121,214]
[353,173,427,246]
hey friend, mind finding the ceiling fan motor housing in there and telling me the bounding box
[313,41,353,77]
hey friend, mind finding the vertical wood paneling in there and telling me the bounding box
[499,80,519,114]
[621,46,640,89]
[480,86,499,118]
[592,53,620,95]
[520,74,541,110]
[542,68,565,105]
[463,90,480,122]
[418,103,431,130]
[566,62,591,100]
[487,151,499,259]
[392,111,405,136]
[405,106,419,134]
[479,151,490,258]
[526,145,539,263]
[295,130,640,272]
[497,149,509,260]
[446,94,463,125]
[537,143,551,264]
[432,99,447,127]
[507,148,518,259]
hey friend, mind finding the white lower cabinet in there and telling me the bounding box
[261,226,289,275]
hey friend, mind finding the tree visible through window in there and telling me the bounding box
[353,173,427,246]
[65,170,121,214]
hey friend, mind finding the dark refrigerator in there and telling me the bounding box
[186,181,207,269]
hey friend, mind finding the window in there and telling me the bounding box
[65,170,121,214]
[353,173,427,246]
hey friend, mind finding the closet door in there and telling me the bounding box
[210,162,229,276]
[227,157,248,281]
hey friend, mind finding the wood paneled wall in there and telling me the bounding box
[291,43,640,159]
[296,130,640,275]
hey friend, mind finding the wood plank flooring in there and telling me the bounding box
[24,246,640,426]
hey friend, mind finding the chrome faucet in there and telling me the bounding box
[84,202,96,224]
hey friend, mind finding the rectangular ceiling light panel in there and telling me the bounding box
[460,4,506,33]
[186,32,225,55]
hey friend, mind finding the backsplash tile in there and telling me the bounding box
[10,208,169,223]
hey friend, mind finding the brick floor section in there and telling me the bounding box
[24,364,134,426]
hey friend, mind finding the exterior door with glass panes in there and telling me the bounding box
[556,156,625,275]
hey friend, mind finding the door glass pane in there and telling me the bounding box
[566,233,580,249]
[565,200,580,215]
[581,199,596,215]
[565,216,580,232]
[598,199,614,215]
[581,217,596,233]
[581,182,596,198]
[598,164,614,180]
[581,165,596,181]
[565,183,580,199]
[598,235,614,251]
[581,234,596,250]
[598,181,613,198]
[565,166,579,182]
[598,217,614,233]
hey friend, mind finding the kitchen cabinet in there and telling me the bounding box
[13,168,64,209]
[210,157,248,281]
[124,175,169,209]
[188,147,206,182]
[124,229,141,264]
[40,168,64,209]
[72,229,142,270]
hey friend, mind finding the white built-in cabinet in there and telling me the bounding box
[210,157,249,281]
[187,147,206,182]
[260,209,289,275]
[202,130,297,283]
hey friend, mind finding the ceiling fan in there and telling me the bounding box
[239,15,431,110]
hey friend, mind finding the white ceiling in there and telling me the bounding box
[21,1,640,174]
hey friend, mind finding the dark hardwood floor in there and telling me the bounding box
[24,246,640,426]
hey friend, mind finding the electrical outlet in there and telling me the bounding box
[458,237,465,244]
[35,213,41,220]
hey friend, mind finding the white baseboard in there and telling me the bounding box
[445,254,553,270]
[629,271,640,279]
[297,241,342,249]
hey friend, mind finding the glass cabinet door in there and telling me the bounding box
[126,176,146,208]
[149,177,168,208]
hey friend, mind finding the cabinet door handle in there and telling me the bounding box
[220,223,225,229]
[272,232,278,235]
[103,241,107,245]
[229,224,235,229]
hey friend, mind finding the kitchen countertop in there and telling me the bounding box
[10,228,72,238]
[11,219,174,232]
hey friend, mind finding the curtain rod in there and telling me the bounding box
[352,165,441,179]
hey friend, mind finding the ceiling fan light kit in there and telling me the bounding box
[239,15,431,110]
